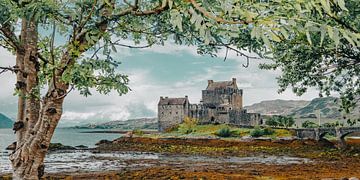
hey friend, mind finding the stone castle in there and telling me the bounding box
[158,78,262,131]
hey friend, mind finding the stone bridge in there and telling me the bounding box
[294,127,360,147]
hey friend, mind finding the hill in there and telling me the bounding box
[74,117,157,130]
[0,113,13,128]
[245,97,360,120]
[245,99,310,115]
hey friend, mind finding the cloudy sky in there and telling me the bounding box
[0,44,320,126]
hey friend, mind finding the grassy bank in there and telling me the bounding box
[142,124,293,139]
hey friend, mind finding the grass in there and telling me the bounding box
[144,124,293,139]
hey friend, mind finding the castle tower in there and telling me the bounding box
[202,78,243,109]
[157,96,190,132]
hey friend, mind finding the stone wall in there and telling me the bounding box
[229,110,262,126]
[202,89,243,109]
[158,104,188,132]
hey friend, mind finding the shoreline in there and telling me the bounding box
[2,136,360,179]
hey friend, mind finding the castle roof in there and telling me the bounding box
[158,97,188,105]
[206,78,238,91]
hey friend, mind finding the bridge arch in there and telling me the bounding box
[339,131,358,140]
[318,131,336,140]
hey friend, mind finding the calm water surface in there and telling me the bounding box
[0,128,121,151]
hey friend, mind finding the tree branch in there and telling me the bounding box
[0,66,21,74]
[0,25,23,51]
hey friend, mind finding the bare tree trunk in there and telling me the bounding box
[10,92,66,180]
[9,17,62,180]
[14,18,27,143]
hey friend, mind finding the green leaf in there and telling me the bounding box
[270,31,281,42]
[261,33,272,49]
[337,0,347,11]
[320,0,331,14]
[341,29,355,47]
[111,43,117,53]
[320,24,326,46]
[306,30,312,45]
[169,0,173,9]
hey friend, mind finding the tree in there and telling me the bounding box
[0,0,356,179]
[257,0,360,115]
[265,116,295,128]
[302,120,319,128]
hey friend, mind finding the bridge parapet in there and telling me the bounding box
[293,127,360,148]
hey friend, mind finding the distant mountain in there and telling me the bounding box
[0,113,13,128]
[74,117,157,130]
[245,99,310,115]
[290,97,360,119]
[245,97,360,119]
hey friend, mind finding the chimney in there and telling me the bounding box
[208,80,213,85]
[160,96,163,100]
[185,95,188,99]
[232,78,236,84]
[165,97,168,99]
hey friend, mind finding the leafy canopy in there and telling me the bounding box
[0,0,358,111]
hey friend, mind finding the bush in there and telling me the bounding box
[263,127,275,135]
[250,127,264,137]
[132,129,144,136]
[250,126,274,137]
[215,127,232,137]
[265,116,295,128]
[302,120,319,128]
[178,117,198,134]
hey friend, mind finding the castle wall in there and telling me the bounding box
[229,110,262,126]
[158,104,188,132]
[202,89,243,109]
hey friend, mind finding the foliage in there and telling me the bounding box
[178,117,198,134]
[265,116,295,128]
[215,127,231,137]
[322,121,343,128]
[132,129,144,136]
[250,126,275,137]
[302,120,319,128]
[346,119,360,127]
[258,0,360,115]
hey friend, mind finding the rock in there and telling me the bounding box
[254,137,272,141]
[48,143,76,151]
[5,142,16,150]
[75,145,88,149]
[349,177,359,180]
[318,138,336,148]
[123,131,133,138]
[95,139,112,146]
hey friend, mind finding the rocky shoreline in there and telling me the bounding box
[1,137,360,179]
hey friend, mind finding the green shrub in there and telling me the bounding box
[302,120,319,128]
[132,129,144,136]
[250,126,274,137]
[265,116,295,128]
[178,117,198,134]
[250,127,264,137]
[215,127,232,137]
[263,127,275,135]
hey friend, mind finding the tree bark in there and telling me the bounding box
[9,2,115,179]
[10,94,65,180]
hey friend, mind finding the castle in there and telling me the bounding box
[158,78,262,131]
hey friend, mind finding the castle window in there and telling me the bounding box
[170,112,172,115]
[162,112,164,114]
[176,112,178,114]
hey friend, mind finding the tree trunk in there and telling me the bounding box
[10,93,65,180]
[9,17,69,179]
